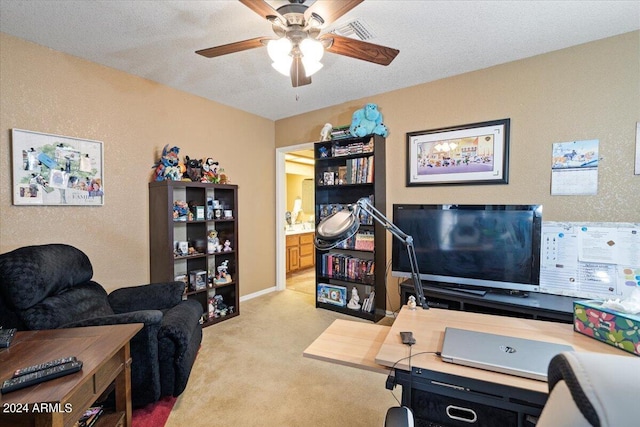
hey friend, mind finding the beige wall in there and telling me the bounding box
[1,31,638,306]
[276,32,639,220]
[276,32,640,308]
[0,33,276,295]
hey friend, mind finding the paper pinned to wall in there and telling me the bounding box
[540,222,640,300]
[550,139,599,195]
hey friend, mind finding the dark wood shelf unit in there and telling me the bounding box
[314,135,387,322]
[149,181,239,326]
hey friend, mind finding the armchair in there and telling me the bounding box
[0,243,203,408]
[537,351,638,426]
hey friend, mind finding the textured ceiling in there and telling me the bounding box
[1,1,638,120]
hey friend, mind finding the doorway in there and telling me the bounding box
[275,143,316,296]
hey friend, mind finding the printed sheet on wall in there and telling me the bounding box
[540,222,640,300]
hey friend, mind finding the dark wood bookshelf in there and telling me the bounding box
[149,181,239,327]
[314,135,387,322]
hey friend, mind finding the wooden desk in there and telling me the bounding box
[305,307,634,426]
[0,324,142,427]
[303,319,390,374]
[377,306,627,394]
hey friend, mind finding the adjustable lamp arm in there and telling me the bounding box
[355,198,428,310]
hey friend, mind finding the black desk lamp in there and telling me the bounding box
[315,197,428,310]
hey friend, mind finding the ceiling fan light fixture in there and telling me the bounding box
[272,57,293,76]
[301,58,323,77]
[299,38,324,62]
[267,37,292,63]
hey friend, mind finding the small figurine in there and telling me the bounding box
[347,287,361,310]
[214,260,232,284]
[218,168,229,184]
[213,294,228,317]
[173,200,189,221]
[223,240,232,251]
[207,230,220,254]
[208,297,215,319]
[320,123,332,141]
[407,295,417,310]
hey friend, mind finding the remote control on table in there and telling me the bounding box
[13,356,78,378]
[1,360,83,394]
[400,331,416,345]
[0,328,16,348]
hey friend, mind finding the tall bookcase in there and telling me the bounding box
[314,135,387,322]
[149,181,239,327]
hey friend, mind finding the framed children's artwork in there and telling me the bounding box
[11,129,104,206]
[406,119,510,186]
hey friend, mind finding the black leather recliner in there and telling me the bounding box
[0,243,203,408]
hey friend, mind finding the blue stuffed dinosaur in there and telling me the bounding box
[349,103,389,137]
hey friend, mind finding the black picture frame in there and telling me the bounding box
[406,118,510,186]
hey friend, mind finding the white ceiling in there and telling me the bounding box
[1,1,638,121]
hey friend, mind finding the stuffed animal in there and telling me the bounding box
[349,103,389,137]
[201,158,220,183]
[183,156,203,182]
[152,145,181,181]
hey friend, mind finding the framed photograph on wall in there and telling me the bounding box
[11,129,104,205]
[406,118,510,186]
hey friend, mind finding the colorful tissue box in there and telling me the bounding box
[574,300,640,356]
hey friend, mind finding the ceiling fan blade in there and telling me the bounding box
[291,57,312,87]
[239,0,286,23]
[196,37,268,58]
[305,0,363,26]
[321,33,399,66]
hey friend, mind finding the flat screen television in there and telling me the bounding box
[392,204,542,294]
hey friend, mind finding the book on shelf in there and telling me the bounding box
[320,253,375,284]
[331,136,376,154]
[344,157,374,184]
[317,196,374,224]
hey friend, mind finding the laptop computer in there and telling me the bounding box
[440,327,574,381]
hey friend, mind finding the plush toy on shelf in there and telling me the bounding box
[201,158,220,183]
[349,103,389,138]
[183,156,202,182]
[152,144,182,181]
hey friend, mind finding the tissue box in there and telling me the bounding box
[574,300,640,356]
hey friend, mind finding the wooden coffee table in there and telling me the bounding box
[0,324,142,427]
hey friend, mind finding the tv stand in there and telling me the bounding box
[400,281,578,323]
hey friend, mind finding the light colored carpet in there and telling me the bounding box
[166,288,398,427]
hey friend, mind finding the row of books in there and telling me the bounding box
[325,230,375,252]
[319,253,375,284]
[318,156,374,186]
[346,156,374,184]
[317,196,375,225]
[332,138,375,155]
[329,125,352,140]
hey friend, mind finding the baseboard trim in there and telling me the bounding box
[240,286,277,302]
[239,287,398,321]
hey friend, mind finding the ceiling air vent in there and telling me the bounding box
[331,18,376,41]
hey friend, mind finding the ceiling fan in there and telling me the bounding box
[196,0,399,87]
